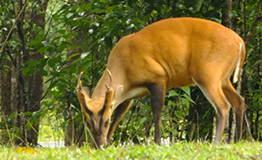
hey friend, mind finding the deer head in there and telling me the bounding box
[76,70,114,148]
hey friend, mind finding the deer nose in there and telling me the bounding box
[93,136,108,149]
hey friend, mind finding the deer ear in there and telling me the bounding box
[110,85,124,109]
[115,85,124,97]
[102,85,124,117]
[82,86,90,97]
[76,72,92,120]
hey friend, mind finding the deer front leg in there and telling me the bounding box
[107,100,133,145]
[148,83,166,144]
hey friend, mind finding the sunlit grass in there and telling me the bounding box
[1,141,262,160]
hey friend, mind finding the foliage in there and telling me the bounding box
[38,111,64,142]
[1,0,262,146]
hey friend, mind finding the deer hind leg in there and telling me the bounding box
[148,83,166,144]
[194,78,231,143]
[222,79,244,142]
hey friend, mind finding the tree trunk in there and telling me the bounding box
[0,57,12,145]
[222,0,232,28]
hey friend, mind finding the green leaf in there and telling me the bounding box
[181,98,190,110]
[48,57,61,68]
[139,117,148,125]
[98,38,104,44]
[68,53,80,60]
[181,86,191,96]
[175,110,183,118]
[66,13,74,19]
[22,68,31,75]
[25,60,38,68]
[168,128,178,135]
[41,41,49,46]
[27,39,41,47]
[39,58,48,69]
[58,42,68,52]
[48,59,56,68]
[167,100,176,107]
[58,29,66,35]
[80,52,90,59]
[38,47,47,54]
[38,69,48,76]
[81,3,92,11]
[193,0,204,12]
[182,94,195,104]
[168,90,179,98]
[105,34,112,48]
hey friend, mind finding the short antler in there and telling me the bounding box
[103,69,114,116]
[77,71,84,91]
[76,71,93,118]
[105,69,112,91]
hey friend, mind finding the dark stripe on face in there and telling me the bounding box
[98,107,105,116]
[99,96,108,116]
[82,103,93,116]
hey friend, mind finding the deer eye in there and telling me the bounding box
[104,119,109,127]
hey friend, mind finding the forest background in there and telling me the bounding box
[0,0,262,147]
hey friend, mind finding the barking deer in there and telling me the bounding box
[76,18,246,148]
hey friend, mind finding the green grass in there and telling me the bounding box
[1,141,262,160]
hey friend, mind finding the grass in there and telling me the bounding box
[8,112,262,159]
[1,141,262,160]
